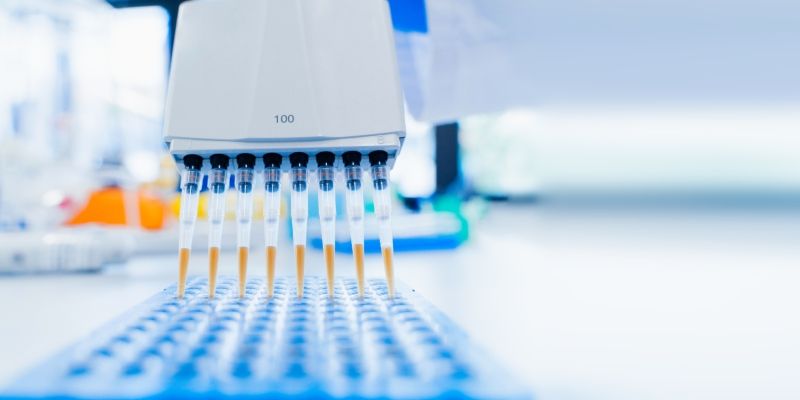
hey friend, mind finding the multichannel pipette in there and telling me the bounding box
[343,151,367,298]
[162,0,406,300]
[234,154,256,298]
[176,155,203,299]
[206,154,230,299]
[369,150,396,297]
[262,153,282,297]
[316,152,337,298]
[289,153,309,298]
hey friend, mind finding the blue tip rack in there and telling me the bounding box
[2,276,529,399]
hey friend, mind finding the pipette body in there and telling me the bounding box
[262,153,283,297]
[176,155,203,299]
[207,154,230,299]
[289,153,309,298]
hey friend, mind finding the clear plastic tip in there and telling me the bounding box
[290,162,308,298]
[235,162,255,297]
[177,166,202,299]
[371,163,395,298]
[263,164,282,297]
[208,165,229,247]
[344,162,366,298]
[178,168,202,250]
[236,166,255,248]
[207,161,229,299]
[317,163,337,297]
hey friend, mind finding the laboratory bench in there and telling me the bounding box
[1,203,799,400]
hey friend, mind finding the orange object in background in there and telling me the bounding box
[66,187,168,230]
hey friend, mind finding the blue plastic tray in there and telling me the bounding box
[2,277,529,399]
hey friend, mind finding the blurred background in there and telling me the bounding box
[1,0,799,399]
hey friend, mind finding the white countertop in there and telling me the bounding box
[1,203,799,400]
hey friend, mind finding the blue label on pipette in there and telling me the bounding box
[388,0,428,33]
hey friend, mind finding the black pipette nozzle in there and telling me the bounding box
[209,154,230,169]
[209,154,230,193]
[236,153,256,169]
[263,153,282,168]
[263,153,282,193]
[236,154,256,193]
[343,151,362,191]
[289,153,309,192]
[289,152,309,168]
[369,151,390,190]
[342,151,362,167]
[368,150,389,166]
[316,152,335,191]
[316,151,336,167]
[181,154,203,194]
[182,154,203,170]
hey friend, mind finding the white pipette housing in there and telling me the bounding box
[163,0,405,170]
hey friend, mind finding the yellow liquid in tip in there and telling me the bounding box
[353,243,365,298]
[177,248,190,298]
[266,246,277,297]
[208,246,220,299]
[382,247,395,298]
[324,244,335,298]
[295,245,305,298]
[237,247,248,298]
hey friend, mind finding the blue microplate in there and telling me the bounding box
[2,277,529,399]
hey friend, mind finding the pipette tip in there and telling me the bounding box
[382,247,395,298]
[238,247,248,298]
[177,155,202,299]
[295,245,305,298]
[177,248,191,299]
[266,246,277,297]
[208,246,220,299]
[353,243,365,298]
[324,244,335,298]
